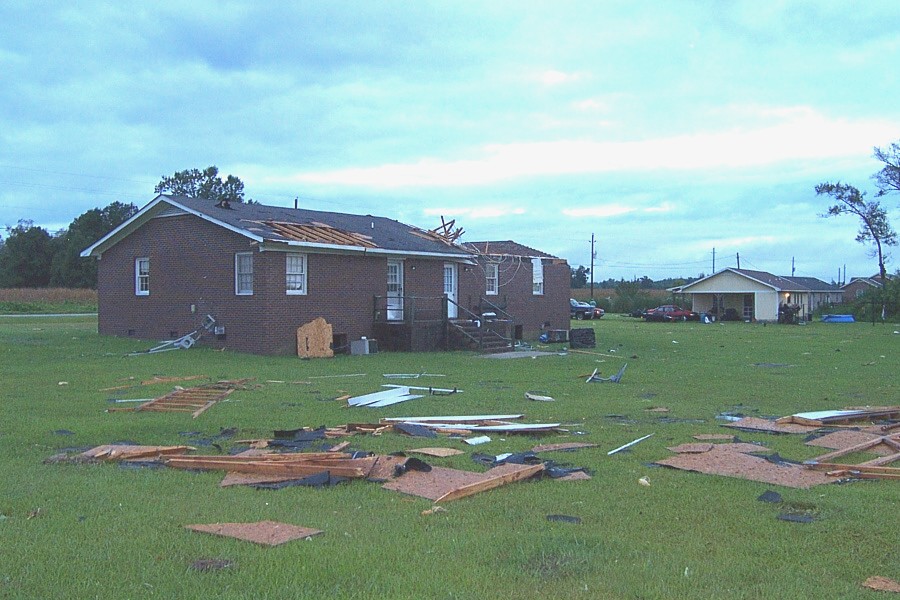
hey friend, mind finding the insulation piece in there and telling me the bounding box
[185,521,323,546]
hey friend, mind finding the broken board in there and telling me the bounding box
[382,463,543,503]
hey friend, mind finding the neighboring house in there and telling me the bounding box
[676,268,842,322]
[80,195,568,355]
[841,275,885,301]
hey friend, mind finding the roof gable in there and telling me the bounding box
[680,268,838,293]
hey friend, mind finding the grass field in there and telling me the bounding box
[0,315,897,599]
[0,288,97,314]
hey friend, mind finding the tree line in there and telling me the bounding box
[0,166,246,289]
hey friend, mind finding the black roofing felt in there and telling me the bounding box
[166,195,471,256]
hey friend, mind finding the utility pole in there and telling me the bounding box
[842,264,846,286]
[791,257,795,277]
[590,233,596,299]
[736,252,741,269]
[712,247,716,272]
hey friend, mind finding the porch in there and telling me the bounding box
[372,295,516,352]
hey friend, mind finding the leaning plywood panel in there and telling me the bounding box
[297,317,334,358]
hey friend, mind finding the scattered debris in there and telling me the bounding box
[189,558,235,572]
[383,373,446,379]
[525,391,555,402]
[862,576,900,593]
[777,406,900,427]
[464,436,492,446]
[645,407,670,413]
[165,452,384,479]
[607,433,654,456]
[381,414,523,424]
[586,363,627,383]
[804,432,900,480]
[656,443,831,489]
[393,423,438,438]
[80,444,195,461]
[806,430,897,455]
[530,442,598,453]
[185,521,323,546]
[638,476,651,486]
[383,463,543,503]
[129,315,216,355]
[421,506,448,516]
[100,374,208,392]
[693,434,735,442]
[296,317,334,358]
[568,328,596,349]
[546,514,582,524]
[109,380,252,418]
[757,490,782,503]
[408,447,465,458]
[722,417,819,435]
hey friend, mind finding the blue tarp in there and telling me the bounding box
[821,314,855,323]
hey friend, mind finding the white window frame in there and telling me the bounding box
[485,262,499,295]
[532,257,544,295]
[286,253,307,295]
[235,252,254,295]
[135,257,149,296]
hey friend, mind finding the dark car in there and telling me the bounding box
[642,304,699,322]
[570,298,603,320]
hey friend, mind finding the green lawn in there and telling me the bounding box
[0,315,897,599]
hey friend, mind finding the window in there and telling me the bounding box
[135,257,149,296]
[485,263,498,295]
[286,254,307,295]
[235,252,253,295]
[532,258,544,295]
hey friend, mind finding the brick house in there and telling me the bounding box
[81,195,569,355]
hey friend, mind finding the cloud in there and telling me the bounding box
[280,109,896,189]
[422,206,527,219]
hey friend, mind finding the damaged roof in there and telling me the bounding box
[464,240,559,259]
[82,195,474,259]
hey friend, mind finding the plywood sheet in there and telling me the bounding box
[723,417,819,434]
[185,521,323,546]
[297,317,334,358]
[692,434,735,441]
[382,463,541,502]
[656,445,831,489]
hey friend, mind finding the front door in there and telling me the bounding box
[387,260,404,321]
[443,263,458,319]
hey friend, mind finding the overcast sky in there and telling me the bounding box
[2,1,899,282]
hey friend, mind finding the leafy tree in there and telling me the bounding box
[0,221,57,287]
[570,265,589,288]
[155,166,247,205]
[50,202,138,288]
[815,182,897,282]
[873,142,900,197]
[612,279,653,313]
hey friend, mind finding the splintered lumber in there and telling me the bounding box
[82,444,195,461]
[434,463,544,503]
[808,463,900,480]
[297,317,334,358]
[804,434,900,465]
[165,453,379,479]
[399,422,561,433]
[607,433,654,455]
[382,463,543,503]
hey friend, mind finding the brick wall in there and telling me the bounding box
[96,214,462,355]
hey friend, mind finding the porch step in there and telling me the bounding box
[448,319,513,353]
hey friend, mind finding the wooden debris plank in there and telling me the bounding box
[408,447,465,458]
[806,435,900,463]
[434,463,544,503]
[381,414,524,423]
[82,444,195,461]
[165,456,377,478]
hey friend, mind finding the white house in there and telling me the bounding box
[676,268,842,322]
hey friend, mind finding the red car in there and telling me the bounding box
[642,305,699,322]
